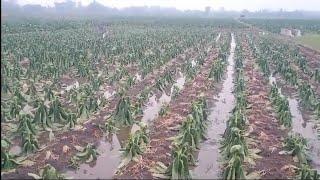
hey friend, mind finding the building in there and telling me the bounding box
[280,28,302,37]
[280,28,293,37]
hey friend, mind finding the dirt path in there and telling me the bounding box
[241,34,297,179]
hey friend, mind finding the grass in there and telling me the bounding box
[295,33,320,51]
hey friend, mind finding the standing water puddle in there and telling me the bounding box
[65,135,121,179]
[269,75,320,171]
[289,98,320,171]
[192,33,236,179]
[65,73,186,178]
[132,72,186,133]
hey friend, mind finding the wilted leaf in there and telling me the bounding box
[152,173,169,179]
[74,145,84,152]
[49,131,55,142]
[73,125,84,131]
[278,150,290,155]
[293,156,299,163]
[85,155,93,163]
[45,151,52,160]
[246,171,261,179]
[259,131,269,140]
[150,162,168,174]
[280,164,298,172]
[117,157,131,169]
[21,160,35,167]
[63,145,70,153]
[250,148,262,154]
[245,157,256,166]
[27,173,42,179]
[1,169,16,175]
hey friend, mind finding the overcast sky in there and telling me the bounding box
[13,0,320,11]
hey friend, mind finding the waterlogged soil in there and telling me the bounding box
[114,44,219,179]
[270,75,320,171]
[65,135,121,179]
[192,33,236,179]
[242,35,296,179]
[1,42,209,179]
[288,98,320,171]
[65,72,188,179]
[64,43,206,179]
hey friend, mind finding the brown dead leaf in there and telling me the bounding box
[71,135,77,143]
[280,164,298,173]
[259,131,269,140]
[62,145,70,154]
[45,151,59,160]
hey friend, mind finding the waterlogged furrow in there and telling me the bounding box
[268,64,320,172]
[1,36,217,179]
[192,33,236,178]
[255,34,320,172]
[64,73,187,179]
[60,36,219,179]
[242,34,296,179]
[113,39,221,179]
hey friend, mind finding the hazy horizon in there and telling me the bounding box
[6,0,320,11]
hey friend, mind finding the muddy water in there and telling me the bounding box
[192,33,236,179]
[142,72,185,124]
[65,135,121,179]
[269,75,320,171]
[64,73,186,178]
[289,98,316,139]
[132,72,186,133]
[288,98,320,171]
